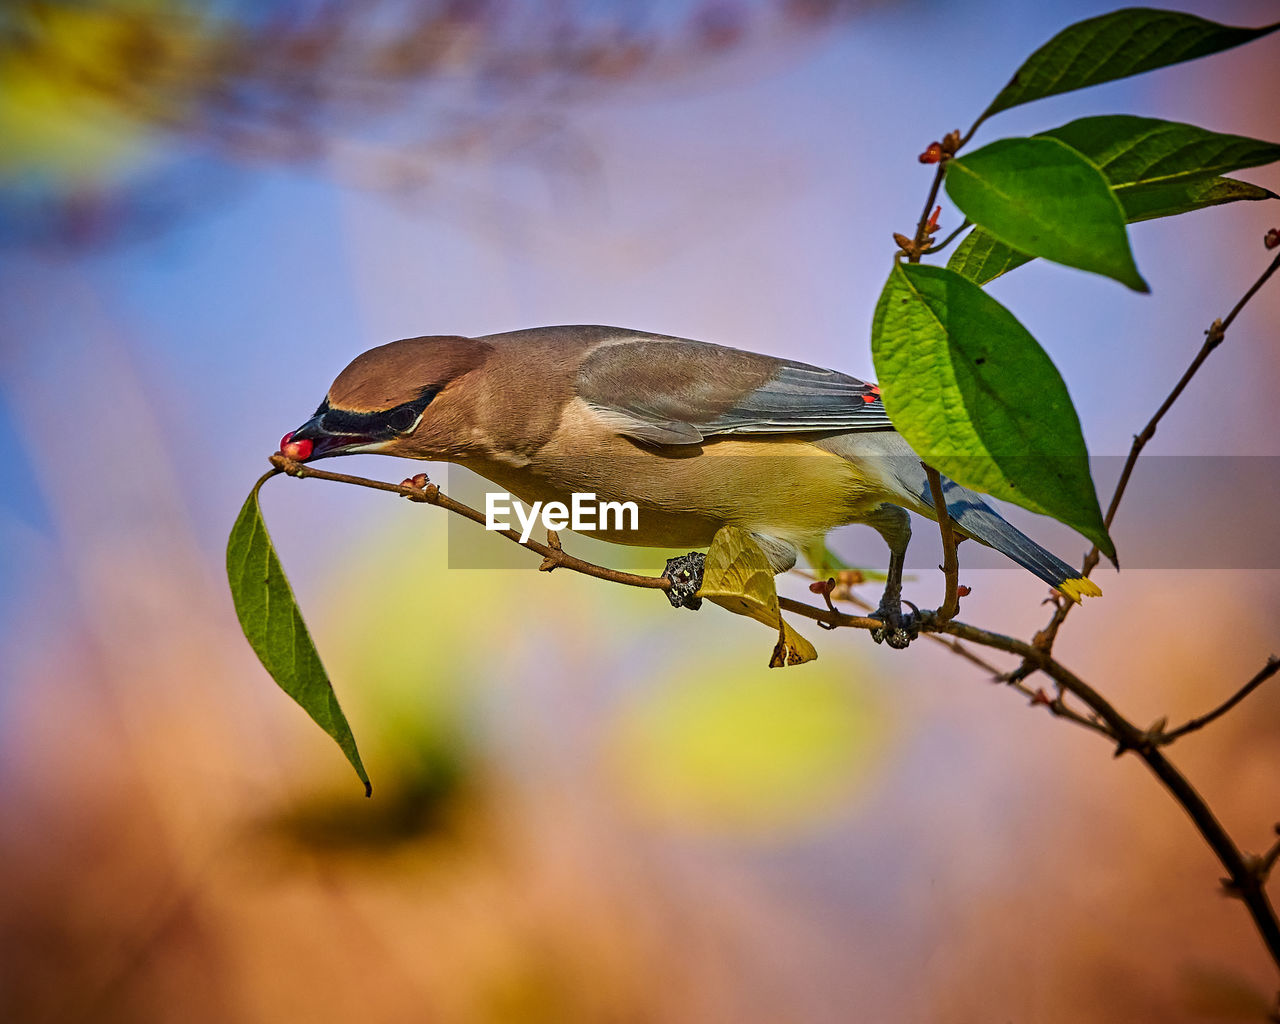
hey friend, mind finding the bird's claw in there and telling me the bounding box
[870,603,918,649]
[663,552,705,610]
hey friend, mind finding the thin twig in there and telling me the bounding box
[922,219,971,255]
[908,164,947,262]
[1160,657,1280,744]
[1003,678,1113,737]
[268,455,672,592]
[778,595,888,632]
[923,463,961,622]
[1254,827,1280,885]
[958,111,987,151]
[1027,250,1280,660]
[789,566,1006,677]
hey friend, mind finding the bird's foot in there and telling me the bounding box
[870,600,919,650]
[663,552,705,611]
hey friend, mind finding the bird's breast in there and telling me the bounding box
[458,426,890,550]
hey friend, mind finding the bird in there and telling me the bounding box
[280,325,1100,647]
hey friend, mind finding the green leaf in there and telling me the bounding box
[949,175,1274,285]
[947,172,1274,281]
[1041,114,1280,198]
[947,116,1280,285]
[979,8,1280,124]
[1117,174,1276,223]
[946,229,1033,287]
[945,137,1148,291]
[227,472,372,796]
[871,263,1113,558]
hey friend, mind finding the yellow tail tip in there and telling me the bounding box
[1058,577,1102,603]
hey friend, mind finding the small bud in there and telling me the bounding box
[1030,688,1052,707]
[926,205,941,233]
[918,141,943,164]
[809,579,833,595]
[892,232,915,251]
[1265,228,1279,250]
[957,584,971,597]
[278,431,313,461]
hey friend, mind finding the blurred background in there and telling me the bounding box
[2,0,1279,1021]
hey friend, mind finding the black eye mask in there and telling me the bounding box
[314,386,439,439]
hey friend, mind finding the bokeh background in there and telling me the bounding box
[2,1,1280,1021]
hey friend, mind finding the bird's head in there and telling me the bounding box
[279,335,488,462]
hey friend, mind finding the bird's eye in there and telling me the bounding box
[385,406,418,433]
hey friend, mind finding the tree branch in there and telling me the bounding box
[907,163,947,262]
[931,618,1280,968]
[1025,249,1280,662]
[1256,827,1280,885]
[923,463,961,622]
[787,567,1009,678]
[922,219,970,255]
[777,595,897,633]
[1160,656,1280,744]
[268,455,671,593]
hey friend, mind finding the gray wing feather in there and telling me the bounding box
[576,335,892,445]
[714,363,893,433]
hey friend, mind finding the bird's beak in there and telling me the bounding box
[280,415,378,461]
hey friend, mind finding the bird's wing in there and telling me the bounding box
[575,336,893,445]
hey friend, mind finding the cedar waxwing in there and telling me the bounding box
[282,325,1100,647]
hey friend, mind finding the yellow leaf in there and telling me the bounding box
[771,621,818,667]
[698,526,817,666]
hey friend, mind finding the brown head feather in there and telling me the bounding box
[327,336,491,412]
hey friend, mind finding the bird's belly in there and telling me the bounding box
[459,437,886,550]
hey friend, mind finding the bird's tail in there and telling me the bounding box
[830,433,1101,603]
[938,494,1100,603]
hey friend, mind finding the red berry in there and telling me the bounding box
[1266,228,1279,250]
[279,431,313,460]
